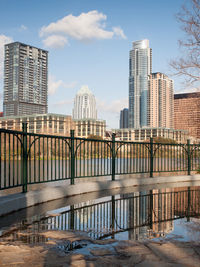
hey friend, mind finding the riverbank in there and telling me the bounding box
[0,174,200,216]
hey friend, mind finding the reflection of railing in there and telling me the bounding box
[6,188,199,241]
[46,188,200,240]
[0,123,200,192]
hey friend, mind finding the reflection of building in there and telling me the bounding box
[0,113,75,135]
[174,92,200,141]
[174,186,200,217]
[3,42,48,116]
[129,39,152,128]
[112,127,187,142]
[120,108,129,129]
[128,191,150,240]
[74,119,106,138]
[148,73,174,128]
[127,189,174,240]
[72,85,97,120]
[150,188,174,237]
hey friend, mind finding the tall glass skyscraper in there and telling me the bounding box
[129,39,152,128]
[3,42,48,116]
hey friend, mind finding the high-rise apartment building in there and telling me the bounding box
[72,85,97,120]
[129,39,152,128]
[3,42,48,116]
[148,73,174,128]
[174,92,200,140]
[120,108,129,129]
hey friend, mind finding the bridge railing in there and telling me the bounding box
[0,124,199,192]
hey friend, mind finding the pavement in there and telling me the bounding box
[0,230,200,267]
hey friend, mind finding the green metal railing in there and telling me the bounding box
[0,124,199,192]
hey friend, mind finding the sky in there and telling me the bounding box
[0,0,196,128]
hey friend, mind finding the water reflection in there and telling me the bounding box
[1,186,200,242]
[45,187,200,240]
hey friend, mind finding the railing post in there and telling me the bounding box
[22,122,28,193]
[70,130,75,185]
[111,195,115,239]
[150,137,154,178]
[187,187,191,221]
[187,139,191,175]
[70,205,75,229]
[111,133,116,181]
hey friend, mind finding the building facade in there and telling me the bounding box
[174,92,200,141]
[3,42,48,116]
[72,85,97,120]
[74,119,106,138]
[120,108,129,129]
[0,113,75,135]
[112,127,187,143]
[148,73,174,128]
[129,39,152,128]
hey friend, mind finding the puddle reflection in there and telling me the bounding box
[1,186,200,243]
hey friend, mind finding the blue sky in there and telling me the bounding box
[0,0,193,128]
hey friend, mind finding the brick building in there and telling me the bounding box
[174,92,200,141]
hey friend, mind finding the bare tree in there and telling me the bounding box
[171,0,200,87]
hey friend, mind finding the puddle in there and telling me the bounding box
[0,185,200,248]
[57,240,90,253]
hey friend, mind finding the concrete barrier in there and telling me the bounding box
[0,174,200,217]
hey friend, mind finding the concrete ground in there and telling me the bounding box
[0,230,200,267]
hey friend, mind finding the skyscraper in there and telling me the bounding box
[72,85,97,120]
[3,42,48,116]
[120,108,129,128]
[129,39,152,128]
[148,73,174,128]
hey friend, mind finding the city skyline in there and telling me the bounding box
[0,0,198,128]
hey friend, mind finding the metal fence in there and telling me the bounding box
[0,123,200,192]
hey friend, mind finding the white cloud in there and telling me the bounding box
[40,10,126,48]
[0,34,13,79]
[48,75,77,95]
[48,75,63,95]
[19,24,27,31]
[112,27,127,39]
[97,97,128,114]
[43,35,68,48]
